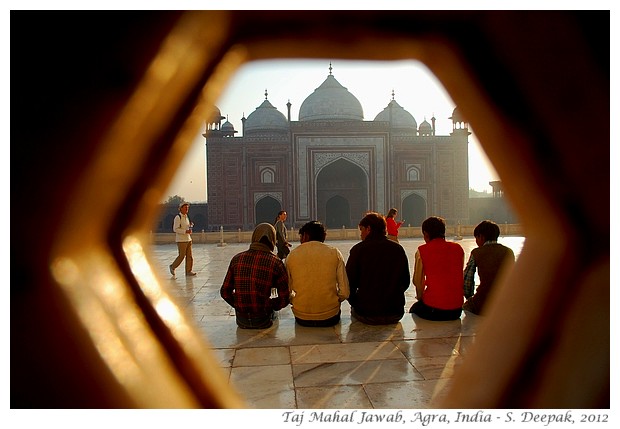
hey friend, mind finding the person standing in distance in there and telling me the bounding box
[346,212,411,325]
[274,210,292,260]
[169,202,196,278]
[409,216,465,321]
[386,208,405,243]
[286,221,350,327]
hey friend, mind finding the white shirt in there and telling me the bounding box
[173,213,192,242]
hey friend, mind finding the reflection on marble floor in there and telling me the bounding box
[149,237,524,409]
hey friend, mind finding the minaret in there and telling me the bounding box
[286,99,292,122]
[388,89,395,127]
[431,114,436,136]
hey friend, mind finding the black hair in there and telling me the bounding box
[474,220,500,241]
[358,212,387,236]
[274,210,287,222]
[421,216,446,240]
[299,221,326,242]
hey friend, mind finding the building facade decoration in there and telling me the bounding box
[204,66,470,231]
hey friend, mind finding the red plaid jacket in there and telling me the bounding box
[221,248,290,316]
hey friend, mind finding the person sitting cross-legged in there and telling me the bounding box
[462,220,516,315]
[346,212,411,325]
[409,216,465,321]
[285,221,350,327]
[220,223,290,329]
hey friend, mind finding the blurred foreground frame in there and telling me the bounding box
[11,10,609,408]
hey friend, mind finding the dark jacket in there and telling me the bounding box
[346,234,410,318]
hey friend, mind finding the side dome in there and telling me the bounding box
[418,119,432,136]
[221,119,237,137]
[221,120,235,132]
[299,74,363,121]
[205,105,226,132]
[450,106,464,122]
[374,99,417,131]
[244,99,289,135]
[211,105,224,122]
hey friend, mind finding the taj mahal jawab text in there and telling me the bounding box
[204,64,479,232]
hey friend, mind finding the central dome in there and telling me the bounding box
[299,74,364,121]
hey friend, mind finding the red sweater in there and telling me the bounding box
[386,217,403,236]
[418,238,464,310]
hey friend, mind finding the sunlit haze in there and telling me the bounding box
[165,59,499,203]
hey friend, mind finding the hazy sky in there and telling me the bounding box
[165,59,499,202]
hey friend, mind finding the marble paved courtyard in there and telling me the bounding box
[149,236,525,409]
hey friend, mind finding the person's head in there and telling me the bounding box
[421,216,446,242]
[275,210,287,222]
[386,208,398,219]
[299,221,326,243]
[251,223,277,251]
[358,212,387,241]
[179,202,189,214]
[474,220,500,246]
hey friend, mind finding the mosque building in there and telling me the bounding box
[204,65,470,231]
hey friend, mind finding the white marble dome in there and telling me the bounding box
[374,99,417,131]
[299,74,364,121]
[418,119,432,135]
[221,119,235,132]
[244,99,289,134]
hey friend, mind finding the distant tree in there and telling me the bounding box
[165,195,185,206]
[469,188,491,199]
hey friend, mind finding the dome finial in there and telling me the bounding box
[391,89,395,100]
[264,89,268,100]
[329,62,333,75]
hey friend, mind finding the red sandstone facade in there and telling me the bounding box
[205,70,469,231]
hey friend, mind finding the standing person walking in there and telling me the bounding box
[274,210,292,260]
[385,208,405,243]
[169,202,196,278]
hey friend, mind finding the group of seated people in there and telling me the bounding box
[220,213,515,329]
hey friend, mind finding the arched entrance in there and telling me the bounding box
[255,196,280,226]
[325,195,350,228]
[402,193,426,227]
[316,158,368,228]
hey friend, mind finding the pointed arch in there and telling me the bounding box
[402,192,427,227]
[255,195,281,226]
[316,158,368,227]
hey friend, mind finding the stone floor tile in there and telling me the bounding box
[295,385,374,409]
[364,379,454,409]
[229,364,296,409]
[338,319,408,343]
[393,338,461,358]
[290,341,404,364]
[210,347,236,367]
[408,355,465,380]
[293,359,424,388]
[233,346,291,367]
